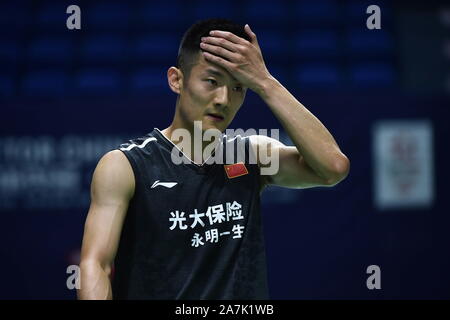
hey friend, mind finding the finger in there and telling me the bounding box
[202,51,234,70]
[209,30,248,46]
[244,24,258,45]
[201,36,240,53]
[200,42,240,62]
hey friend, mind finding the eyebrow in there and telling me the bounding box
[204,68,241,85]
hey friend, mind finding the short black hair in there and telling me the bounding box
[176,18,251,80]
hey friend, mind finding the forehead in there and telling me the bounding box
[191,54,239,83]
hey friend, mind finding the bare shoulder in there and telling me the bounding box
[91,149,135,202]
[80,149,135,274]
[98,149,132,169]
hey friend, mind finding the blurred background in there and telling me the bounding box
[1,0,449,299]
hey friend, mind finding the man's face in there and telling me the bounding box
[178,53,247,133]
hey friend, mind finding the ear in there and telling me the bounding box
[167,67,184,94]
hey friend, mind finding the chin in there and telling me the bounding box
[206,123,228,134]
[203,122,222,131]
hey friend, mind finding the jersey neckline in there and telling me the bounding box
[152,127,224,169]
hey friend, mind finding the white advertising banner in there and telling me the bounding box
[373,120,434,210]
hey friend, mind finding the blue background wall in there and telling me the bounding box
[1,0,449,299]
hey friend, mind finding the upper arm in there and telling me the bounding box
[249,135,341,191]
[80,149,135,271]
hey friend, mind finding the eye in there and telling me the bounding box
[205,79,217,86]
[233,86,243,92]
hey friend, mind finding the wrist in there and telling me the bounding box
[254,74,280,99]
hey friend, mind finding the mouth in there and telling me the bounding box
[206,113,225,122]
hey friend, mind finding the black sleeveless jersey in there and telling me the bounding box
[111,128,269,300]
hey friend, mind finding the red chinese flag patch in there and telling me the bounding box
[224,162,248,179]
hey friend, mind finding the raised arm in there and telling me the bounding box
[249,135,348,192]
[199,25,350,192]
[77,150,135,300]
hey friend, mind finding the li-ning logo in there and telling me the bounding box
[151,180,178,189]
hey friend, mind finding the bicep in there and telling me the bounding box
[80,150,135,269]
[250,135,331,190]
[267,146,331,189]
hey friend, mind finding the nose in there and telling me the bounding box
[213,85,230,107]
